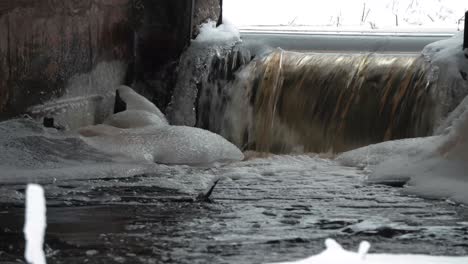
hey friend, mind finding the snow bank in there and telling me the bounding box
[268,239,468,264]
[195,20,240,43]
[338,33,468,204]
[24,184,47,264]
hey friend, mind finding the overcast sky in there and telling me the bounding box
[224,0,466,31]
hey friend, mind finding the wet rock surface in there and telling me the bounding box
[1,156,467,264]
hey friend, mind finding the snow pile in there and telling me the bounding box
[81,86,244,165]
[24,184,47,264]
[268,239,468,264]
[195,20,240,43]
[338,33,468,204]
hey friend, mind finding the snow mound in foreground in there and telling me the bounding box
[338,33,468,204]
[268,239,468,264]
[83,125,244,165]
[104,109,168,129]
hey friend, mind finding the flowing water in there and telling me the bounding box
[197,50,441,153]
[0,115,467,264]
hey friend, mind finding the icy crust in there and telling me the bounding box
[337,34,468,204]
[269,239,468,264]
[83,125,244,165]
[422,32,468,124]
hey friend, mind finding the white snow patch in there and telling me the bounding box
[24,184,47,264]
[195,20,241,43]
[267,239,468,264]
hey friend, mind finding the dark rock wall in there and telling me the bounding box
[0,0,133,123]
[192,0,222,38]
[134,0,223,113]
[132,0,194,112]
[0,0,222,127]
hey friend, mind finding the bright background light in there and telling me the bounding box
[224,0,466,32]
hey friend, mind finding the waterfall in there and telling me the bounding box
[197,49,439,154]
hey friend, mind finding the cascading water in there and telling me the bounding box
[197,49,441,153]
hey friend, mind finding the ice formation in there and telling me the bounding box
[116,85,167,121]
[24,184,47,264]
[83,125,244,165]
[166,20,246,126]
[338,33,468,204]
[422,32,468,122]
[268,239,468,264]
[103,109,168,129]
[79,86,244,165]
